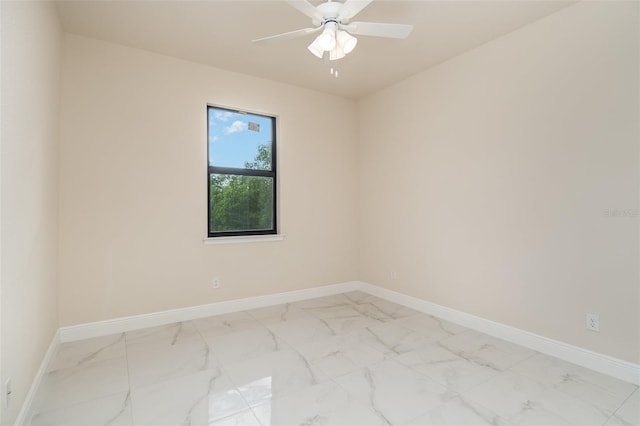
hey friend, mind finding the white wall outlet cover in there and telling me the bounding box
[586,313,600,332]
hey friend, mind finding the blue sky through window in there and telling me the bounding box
[208,107,273,170]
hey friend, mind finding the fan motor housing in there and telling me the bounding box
[314,1,343,26]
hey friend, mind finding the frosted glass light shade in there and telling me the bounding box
[316,28,336,51]
[337,30,358,54]
[307,39,324,58]
[329,44,345,61]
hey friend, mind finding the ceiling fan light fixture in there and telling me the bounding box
[316,27,336,51]
[337,30,358,54]
[253,0,413,63]
[329,43,345,61]
[307,38,324,58]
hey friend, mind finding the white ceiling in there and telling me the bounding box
[55,0,573,99]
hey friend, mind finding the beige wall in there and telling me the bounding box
[1,1,61,423]
[58,35,359,326]
[358,1,639,363]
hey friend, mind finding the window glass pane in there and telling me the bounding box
[208,107,273,171]
[209,174,274,233]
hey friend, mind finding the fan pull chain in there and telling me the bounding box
[330,67,339,78]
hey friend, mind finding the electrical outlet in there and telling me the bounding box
[390,271,397,281]
[586,313,600,332]
[5,379,11,410]
[212,277,220,289]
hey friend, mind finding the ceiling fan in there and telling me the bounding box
[252,0,413,61]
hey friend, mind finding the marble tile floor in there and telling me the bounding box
[26,291,638,426]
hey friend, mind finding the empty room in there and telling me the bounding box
[1,0,638,424]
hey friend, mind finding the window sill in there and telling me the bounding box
[203,234,285,245]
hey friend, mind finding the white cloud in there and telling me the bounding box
[225,120,246,134]
[214,111,233,122]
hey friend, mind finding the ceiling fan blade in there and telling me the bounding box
[338,0,373,22]
[343,21,413,39]
[252,27,321,44]
[287,0,323,21]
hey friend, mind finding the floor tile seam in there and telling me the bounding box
[447,360,504,394]
[248,307,312,331]
[209,353,259,416]
[178,318,228,343]
[191,316,235,372]
[572,375,640,399]
[222,360,300,414]
[258,358,362,404]
[350,303,398,322]
[456,386,519,425]
[127,356,226,401]
[204,384,253,425]
[546,381,633,422]
[301,307,359,324]
[324,373,375,416]
[128,363,244,425]
[124,325,206,355]
[615,386,639,409]
[215,407,262,426]
[124,329,217,390]
[405,327,456,344]
[447,392,516,426]
[126,337,209,359]
[393,348,503,394]
[390,310,423,321]
[259,316,322,353]
[204,326,278,348]
[353,335,404,359]
[447,394,514,426]
[354,329,405,359]
[470,368,617,424]
[208,339,317,416]
[505,356,636,415]
[245,306,269,326]
[394,394,469,426]
[606,387,638,424]
[247,404,267,426]
[309,326,391,365]
[328,360,453,426]
[235,397,264,425]
[481,348,539,376]
[426,317,470,339]
[513,364,636,403]
[300,302,360,317]
[435,335,534,371]
[308,347,387,381]
[122,330,136,426]
[52,333,127,371]
[420,334,470,360]
[203,359,256,424]
[260,323,300,351]
[263,315,340,349]
[31,388,131,420]
[367,315,419,333]
[45,346,129,376]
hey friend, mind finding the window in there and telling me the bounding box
[207,105,277,237]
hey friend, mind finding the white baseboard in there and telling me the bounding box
[14,330,60,426]
[357,281,640,386]
[20,280,638,425]
[59,281,360,342]
[56,279,638,387]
